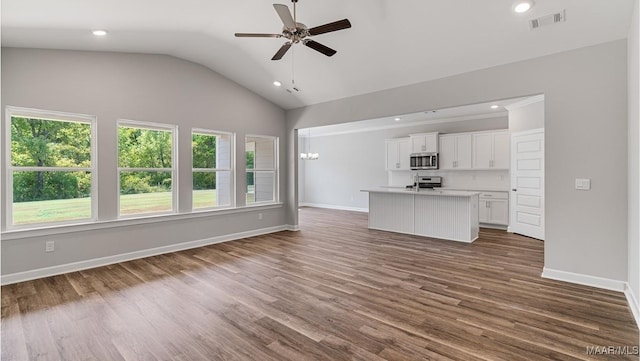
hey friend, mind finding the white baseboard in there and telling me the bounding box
[541,267,626,292]
[299,203,368,213]
[481,224,508,231]
[1,225,291,286]
[286,224,300,231]
[625,285,640,330]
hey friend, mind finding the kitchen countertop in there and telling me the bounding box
[361,187,480,197]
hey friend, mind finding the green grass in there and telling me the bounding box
[13,196,92,225]
[192,189,217,209]
[12,189,259,225]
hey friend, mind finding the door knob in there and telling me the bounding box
[512,188,517,192]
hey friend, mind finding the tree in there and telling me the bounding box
[192,134,217,190]
[11,117,91,202]
[118,126,173,193]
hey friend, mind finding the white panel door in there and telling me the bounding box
[510,129,545,240]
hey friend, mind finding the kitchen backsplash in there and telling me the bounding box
[388,170,510,191]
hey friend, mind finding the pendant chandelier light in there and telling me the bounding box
[300,128,319,160]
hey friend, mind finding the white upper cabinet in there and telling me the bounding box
[410,132,438,153]
[492,132,510,169]
[439,133,472,170]
[472,130,509,169]
[385,138,411,171]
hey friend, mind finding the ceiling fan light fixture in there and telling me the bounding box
[92,30,108,36]
[513,0,534,13]
[235,0,351,61]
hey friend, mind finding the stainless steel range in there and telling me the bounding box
[407,176,442,189]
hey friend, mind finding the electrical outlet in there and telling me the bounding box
[575,178,591,191]
[258,213,263,220]
[45,241,55,253]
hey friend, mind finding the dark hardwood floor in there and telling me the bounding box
[2,207,638,360]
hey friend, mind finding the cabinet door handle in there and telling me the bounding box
[396,162,400,168]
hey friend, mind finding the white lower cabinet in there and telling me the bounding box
[478,192,509,226]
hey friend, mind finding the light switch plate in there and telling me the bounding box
[575,178,591,190]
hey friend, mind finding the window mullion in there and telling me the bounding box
[10,166,93,172]
[118,168,174,172]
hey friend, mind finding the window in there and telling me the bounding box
[118,120,176,217]
[192,129,234,210]
[6,107,96,227]
[245,135,278,204]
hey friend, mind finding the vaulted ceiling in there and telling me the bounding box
[1,0,635,110]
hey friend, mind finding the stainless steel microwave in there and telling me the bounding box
[410,152,439,170]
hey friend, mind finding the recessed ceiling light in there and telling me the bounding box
[273,81,282,87]
[92,30,108,36]
[491,105,500,109]
[513,0,534,13]
[394,117,401,122]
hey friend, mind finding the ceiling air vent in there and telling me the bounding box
[529,10,566,30]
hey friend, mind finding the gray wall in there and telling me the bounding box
[299,117,508,210]
[508,100,545,133]
[287,40,629,283]
[628,0,640,317]
[1,48,288,276]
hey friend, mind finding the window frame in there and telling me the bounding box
[245,134,279,206]
[117,119,178,218]
[5,106,98,230]
[191,128,236,211]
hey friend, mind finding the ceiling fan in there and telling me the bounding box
[235,0,352,60]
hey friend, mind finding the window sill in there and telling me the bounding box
[1,203,283,241]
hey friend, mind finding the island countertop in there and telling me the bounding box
[361,187,480,197]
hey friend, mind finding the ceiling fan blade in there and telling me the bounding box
[308,19,352,36]
[235,33,283,38]
[272,42,292,60]
[273,4,296,30]
[303,40,337,57]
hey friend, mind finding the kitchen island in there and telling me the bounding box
[361,187,480,242]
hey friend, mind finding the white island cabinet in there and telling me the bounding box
[361,188,480,243]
